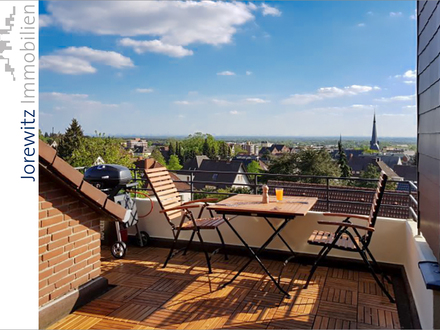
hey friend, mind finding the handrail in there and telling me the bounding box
[129,167,418,223]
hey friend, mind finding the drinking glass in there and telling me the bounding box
[275,188,284,202]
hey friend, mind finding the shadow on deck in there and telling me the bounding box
[49,246,401,329]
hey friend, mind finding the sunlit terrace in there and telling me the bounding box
[49,245,404,329]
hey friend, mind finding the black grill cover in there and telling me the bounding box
[84,164,132,189]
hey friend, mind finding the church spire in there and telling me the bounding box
[370,111,380,151]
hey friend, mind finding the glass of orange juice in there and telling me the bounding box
[275,188,284,202]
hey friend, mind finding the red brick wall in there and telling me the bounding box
[39,170,106,307]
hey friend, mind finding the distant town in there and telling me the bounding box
[40,113,417,199]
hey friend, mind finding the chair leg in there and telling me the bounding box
[359,249,395,303]
[303,245,331,288]
[216,227,228,260]
[163,228,181,269]
[196,229,212,273]
[183,230,195,256]
[304,230,346,289]
[364,246,392,284]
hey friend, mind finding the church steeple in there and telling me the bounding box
[370,111,380,151]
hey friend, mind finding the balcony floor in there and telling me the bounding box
[49,246,401,329]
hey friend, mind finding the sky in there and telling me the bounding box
[39,1,417,138]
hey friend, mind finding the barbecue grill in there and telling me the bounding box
[85,164,150,259]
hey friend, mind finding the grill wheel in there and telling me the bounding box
[111,241,127,259]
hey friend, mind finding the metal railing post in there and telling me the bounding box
[133,169,137,196]
[253,175,258,195]
[190,172,194,201]
[326,177,330,212]
[408,180,411,220]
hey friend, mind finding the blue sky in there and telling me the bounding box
[39,1,416,137]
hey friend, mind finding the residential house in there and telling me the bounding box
[192,159,250,190]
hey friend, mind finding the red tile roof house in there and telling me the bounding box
[38,141,130,328]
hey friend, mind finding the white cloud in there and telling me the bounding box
[174,101,191,105]
[246,71,253,75]
[119,38,193,58]
[40,92,89,102]
[43,1,259,56]
[230,110,240,115]
[281,85,380,105]
[395,69,416,84]
[217,71,236,76]
[390,12,403,17]
[357,23,366,27]
[40,56,96,75]
[410,9,417,20]
[40,47,134,75]
[244,98,270,104]
[261,3,282,17]
[403,105,416,111]
[60,47,134,68]
[212,98,233,106]
[374,95,416,102]
[40,92,119,109]
[135,88,154,93]
[39,14,53,28]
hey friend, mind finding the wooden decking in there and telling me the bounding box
[49,246,400,329]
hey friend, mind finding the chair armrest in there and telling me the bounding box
[182,198,218,205]
[323,213,370,221]
[317,220,375,232]
[160,204,200,214]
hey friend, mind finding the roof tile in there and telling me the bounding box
[52,156,84,189]
[79,181,108,207]
[39,141,57,165]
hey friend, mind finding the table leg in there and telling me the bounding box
[263,216,296,257]
[221,214,292,297]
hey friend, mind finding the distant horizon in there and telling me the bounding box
[109,134,417,141]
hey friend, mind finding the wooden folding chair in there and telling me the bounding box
[145,167,228,273]
[304,172,395,303]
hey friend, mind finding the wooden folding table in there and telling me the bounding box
[208,194,317,297]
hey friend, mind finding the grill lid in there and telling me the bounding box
[84,164,132,189]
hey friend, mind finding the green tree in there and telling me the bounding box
[57,118,84,161]
[167,155,183,171]
[337,139,352,178]
[151,148,166,166]
[355,164,381,188]
[168,142,175,156]
[39,129,48,143]
[202,138,210,157]
[218,141,230,159]
[69,133,133,168]
[268,149,341,184]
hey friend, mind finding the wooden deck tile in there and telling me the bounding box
[313,315,357,329]
[100,286,143,303]
[49,246,403,330]
[47,314,101,330]
[74,299,123,317]
[130,290,175,307]
[107,303,157,323]
[316,300,358,322]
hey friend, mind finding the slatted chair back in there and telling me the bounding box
[145,167,183,228]
[364,171,388,245]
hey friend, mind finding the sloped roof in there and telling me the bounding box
[393,165,417,181]
[193,159,247,190]
[348,156,377,172]
[182,155,209,170]
[39,140,130,223]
